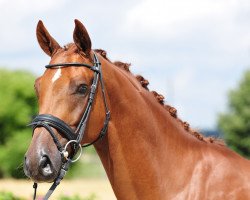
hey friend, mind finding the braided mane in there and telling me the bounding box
[95,49,224,145]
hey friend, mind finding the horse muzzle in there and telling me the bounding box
[23,129,62,183]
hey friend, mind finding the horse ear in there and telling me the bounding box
[73,19,92,56]
[36,20,61,57]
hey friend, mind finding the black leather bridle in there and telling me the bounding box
[28,52,110,199]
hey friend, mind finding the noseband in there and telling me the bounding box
[28,52,110,199]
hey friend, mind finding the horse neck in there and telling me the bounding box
[94,57,202,199]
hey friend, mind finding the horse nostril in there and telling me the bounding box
[39,155,53,176]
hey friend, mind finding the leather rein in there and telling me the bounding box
[28,52,110,199]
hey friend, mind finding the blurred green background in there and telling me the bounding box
[0,69,37,179]
[218,70,250,159]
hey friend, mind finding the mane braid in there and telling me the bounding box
[136,75,149,90]
[94,48,225,146]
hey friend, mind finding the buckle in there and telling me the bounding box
[61,140,82,163]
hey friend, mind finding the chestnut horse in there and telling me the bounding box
[24,20,250,200]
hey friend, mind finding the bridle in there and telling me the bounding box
[28,52,110,199]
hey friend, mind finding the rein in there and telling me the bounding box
[28,52,110,199]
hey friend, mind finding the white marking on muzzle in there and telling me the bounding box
[52,69,61,83]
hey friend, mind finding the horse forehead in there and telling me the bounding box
[46,68,77,83]
[43,67,89,86]
[42,51,91,84]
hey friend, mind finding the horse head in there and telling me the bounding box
[24,20,108,183]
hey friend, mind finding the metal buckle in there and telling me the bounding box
[62,140,82,163]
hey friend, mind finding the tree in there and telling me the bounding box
[0,68,37,178]
[218,70,250,158]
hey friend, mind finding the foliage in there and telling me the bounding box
[218,70,250,158]
[0,69,37,144]
[0,130,31,178]
[0,68,37,178]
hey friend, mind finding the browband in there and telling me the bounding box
[45,63,100,72]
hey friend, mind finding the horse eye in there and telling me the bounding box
[77,84,88,95]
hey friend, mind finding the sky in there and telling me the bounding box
[0,0,250,129]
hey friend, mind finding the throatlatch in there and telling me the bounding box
[28,52,110,200]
